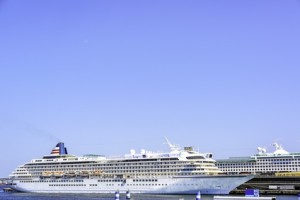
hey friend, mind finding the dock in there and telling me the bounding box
[231,175,300,195]
[231,189,300,195]
[214,196,275,200]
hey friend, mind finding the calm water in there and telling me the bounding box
[0,186,298,200]
[0,193,298,200]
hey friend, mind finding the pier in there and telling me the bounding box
[231,175,300,195]
[214,196,276,200]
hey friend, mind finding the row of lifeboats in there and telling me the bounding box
[41,170,103,177]
[275,171,300,177]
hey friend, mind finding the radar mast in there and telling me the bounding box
[164,137,180,152]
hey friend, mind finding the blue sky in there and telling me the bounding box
[0,1,300,177]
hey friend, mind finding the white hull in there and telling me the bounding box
[11,175,253,195]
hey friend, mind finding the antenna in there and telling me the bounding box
[257,147,266,154]
[164,137,180,151]
[273,142,281,150]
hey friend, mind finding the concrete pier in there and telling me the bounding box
[214,196,275,200]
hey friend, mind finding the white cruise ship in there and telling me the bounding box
[216,143,300,175]
[8,139,253,194]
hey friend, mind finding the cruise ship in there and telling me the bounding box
[8,139,253,194]
[216,143,300,175]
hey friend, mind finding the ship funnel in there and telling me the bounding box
[58,142,68,155]
[51,142,68,155]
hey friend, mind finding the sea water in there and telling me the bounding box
[0,192,298,200]
[0,186,298,200]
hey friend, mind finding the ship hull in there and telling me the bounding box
[11,175,253,194]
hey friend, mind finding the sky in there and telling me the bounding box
[0,1,300,178]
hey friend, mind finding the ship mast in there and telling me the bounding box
[164,137,180,151]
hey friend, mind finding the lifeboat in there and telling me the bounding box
[78,171,89,177]
[92,170,103,175]
[53,171,64,177]
[64,171,76,177]
[41,171,53,177]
